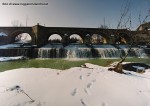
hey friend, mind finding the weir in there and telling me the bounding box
[0,48,33,57]
[0,43,149,58]
[36,44,148,58]
[38,44,65,58]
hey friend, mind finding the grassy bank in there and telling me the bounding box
[0,58,150,72]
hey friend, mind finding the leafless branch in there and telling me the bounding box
[11,20,23,27]
[138,12,142,25]
[142,9,150,24]
[117,0,131,29]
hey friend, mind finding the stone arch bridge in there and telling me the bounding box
[0,24,148,47]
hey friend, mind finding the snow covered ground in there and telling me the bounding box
[0,56,25,62]
[0,32,8,36]
[0,44,20,49]
[0,63,150,106]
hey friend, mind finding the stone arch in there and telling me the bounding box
[68,33,84,44]
[118,33,131,44]
[15,33,31,43]
[0,32,9,45]
[10,30,34,44]
[48,33,62,43]
[69,34,83,43]
[90,32,109,44]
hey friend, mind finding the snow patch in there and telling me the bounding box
[0,64,150,106]
[0,44,20,49]
[0,32,8,36]
[0,56,26,62]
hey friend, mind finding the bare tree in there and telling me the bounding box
[117,0,131,29]
[11,20,23,27]
[111,5,150,73]
[109,0,133,73]
[138,11,142,25]
[142,9,150,24]
[138,9,150,25]
[99,17,109,29]
[100,25,109,29]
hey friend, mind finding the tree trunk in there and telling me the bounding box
[109,43,133,73]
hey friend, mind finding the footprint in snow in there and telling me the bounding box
[92,79,96,83]
[71,88,77,96]
[87,83,92,88]
[79,75,83,80]
[101,102,107,106]
[80,99,87,106]
[87,73,91,77]
[84,88,91,95]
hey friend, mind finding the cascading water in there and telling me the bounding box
[0,43,148,58]
[0,44,34,57]
[129,48,147,58]
[91,45,121,58]
[38,43,64,58]
[118,45,148,58]
[37,43,148,58]
[64,44,92,58]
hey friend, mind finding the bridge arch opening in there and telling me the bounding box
[48,34,62,43]
[117,33,130,44]
[15,33,32,43]
[90,34,107,44]
[69,34,83,44]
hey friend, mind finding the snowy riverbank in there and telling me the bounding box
[0,63,150,106]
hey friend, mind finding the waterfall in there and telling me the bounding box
[38,43,64,58]
[129,48,147,58]
[0,44,147,58]
[118,45,148,58]
[38,48,64,58]
[65,48,92,58]
[0,43,147,58]
[0,48,32,57]
[92,48,120,58]
[91,45,121,58]
[37,44,148,58]
[64,44,92,58]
